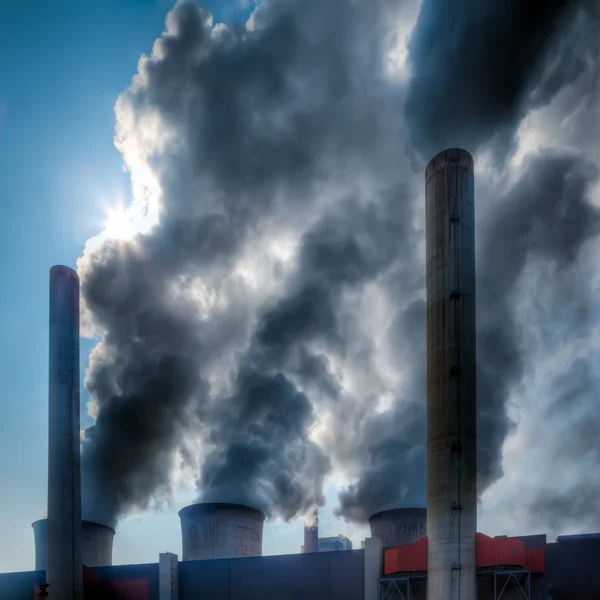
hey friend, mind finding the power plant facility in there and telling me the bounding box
[2,151,600,600]
[317,535,353,552]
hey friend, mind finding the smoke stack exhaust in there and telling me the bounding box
[425,150,477,600]
[47,266,83,599]
[303,508,319,553]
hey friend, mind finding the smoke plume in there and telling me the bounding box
[78,0,600,536]
[79,0,410,525]
[405,0,596,160]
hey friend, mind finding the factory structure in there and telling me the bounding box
[1,150,599,600]
[299,510,354,554]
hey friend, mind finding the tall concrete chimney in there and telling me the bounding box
[303,508,319,553]
[425,150,477,600]
[47,266,83,599]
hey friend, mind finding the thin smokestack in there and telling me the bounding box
[47,266,83,599]
[425,150,477,600]
[303,508,319,553]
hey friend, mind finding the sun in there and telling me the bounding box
[105,205,138,241]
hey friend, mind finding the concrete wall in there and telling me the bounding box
[364,538,382,600]
[534,539,600,600]
[179,550,364,600]
[159,552,179,600]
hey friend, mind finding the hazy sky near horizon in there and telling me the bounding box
[2,0,600,574]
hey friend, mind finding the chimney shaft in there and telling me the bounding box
[47,266,83,599]
[425,150,477,600]
[303,508,319,553]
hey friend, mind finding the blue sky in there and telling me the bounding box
[0,0,368,573]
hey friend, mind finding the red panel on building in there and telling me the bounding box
[476,533,525,568]
[83,566,149,600]
[525,548,545,573]
[384,537,428,574]
[384,533,546,575]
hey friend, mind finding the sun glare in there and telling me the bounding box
[104,198,158,242]
[105,206,136,241]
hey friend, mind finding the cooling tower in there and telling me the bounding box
[47,265,83,599]
[303,508,319,553]
[179,502,265,560]
[32,519,115,570]
[368,508,427,548]
[81,520,115,566]
[425,149,477,600]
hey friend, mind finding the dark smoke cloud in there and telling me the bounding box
[405,0,596,159]
[476,151,600,490]
[79,234,243,526]
[199,369,329,518]
[510,153,600,531]
[199,187,420,517]
[79,0,600,535]
[336,151,600,521]
[336,299,427,522]
[79,0,410,525]
[527,358,600,532]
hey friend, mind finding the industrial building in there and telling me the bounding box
[2,530,600,600]
[2,150,600,599]
[300,535,353,553]
[318,535,353,552]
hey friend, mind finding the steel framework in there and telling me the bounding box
[479,568,531,599]
[378,574,427,600]
[380,569,532,599]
